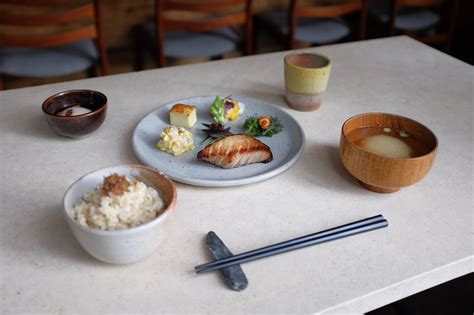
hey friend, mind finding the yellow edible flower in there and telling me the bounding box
[223,98,241,121]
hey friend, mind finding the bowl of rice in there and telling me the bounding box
[63,164,177,264]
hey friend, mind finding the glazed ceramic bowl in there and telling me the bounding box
[63,165,177,264]
[42,89,107,138]
[340,113,438,193]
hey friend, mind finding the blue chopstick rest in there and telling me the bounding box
[206,231,249,291]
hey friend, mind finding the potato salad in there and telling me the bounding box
[157,126,195,156]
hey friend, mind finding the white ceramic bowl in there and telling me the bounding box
[63,165,177,264]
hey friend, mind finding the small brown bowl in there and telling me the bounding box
[42,89,107,138]
[340,113,438,193]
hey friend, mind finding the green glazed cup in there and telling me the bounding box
[284,52,332,111]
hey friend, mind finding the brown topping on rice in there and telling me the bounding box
[101,173,132,196]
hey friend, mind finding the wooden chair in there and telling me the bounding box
[136,0,253,68]
[0,0,109,90]
[386,0,458,52]
[256,0,367,50]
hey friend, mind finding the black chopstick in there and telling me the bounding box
[195,214,385,271]
[195,214,388,274]
[195,214,386,272]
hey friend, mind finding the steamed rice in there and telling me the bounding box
[72,175,164,230]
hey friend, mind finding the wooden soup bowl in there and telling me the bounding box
[340,113,438,193]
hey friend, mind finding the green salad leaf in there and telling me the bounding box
[243,117,260,136]
[244,115,283,137]
[210,96,226,124]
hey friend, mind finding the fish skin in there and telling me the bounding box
[197,134,273,169]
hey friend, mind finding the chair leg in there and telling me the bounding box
[134,44,145,72]
[87,65,99,78]
[132,24,146,71]
[388,0,399,37]
[245,7,254,55]
[359,0,368,40]
[445,40,452,54]
[253,16,260,53]
[156,43,166,68]
[210,55,223,61]
[445,0,459,54]
[288,0,297,50]
[0,75,4,91]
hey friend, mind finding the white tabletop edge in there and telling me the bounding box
[319,256,474,314]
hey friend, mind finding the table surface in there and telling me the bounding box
[1,36,472,314]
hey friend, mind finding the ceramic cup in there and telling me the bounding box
[284,52,332,111]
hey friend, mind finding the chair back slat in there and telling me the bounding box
[388,0,457,52]
[295,2,362,18]
[164,0,246,12]
[0,0,70,5]
[0,4,95,26]
[0,0,109,75]
[0,24,97,48]
[157,0,249,32]
[397,0,443,7]
[288,0,367,49]
[163,12,246,31]
[154,0,253,67]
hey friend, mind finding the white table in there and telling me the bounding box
[1,36,472,314]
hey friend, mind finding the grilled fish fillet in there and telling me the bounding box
[197,134,273,169]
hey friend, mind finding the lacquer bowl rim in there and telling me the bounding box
[41,89,107,119]
[341,112,439,161]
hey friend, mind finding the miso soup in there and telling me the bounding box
[347,127,431,159]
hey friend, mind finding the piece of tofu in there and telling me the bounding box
[169,104,197,128]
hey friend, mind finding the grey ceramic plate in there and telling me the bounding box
[132,96,305,187]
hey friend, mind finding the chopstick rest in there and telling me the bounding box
[206,231,248,291]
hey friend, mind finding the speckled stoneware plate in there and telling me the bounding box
[132,96,305,187]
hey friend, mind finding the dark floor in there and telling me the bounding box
[368,273,474,315]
